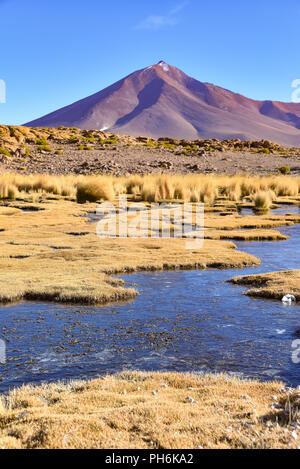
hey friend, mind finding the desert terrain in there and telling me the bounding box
[1,125,300,176]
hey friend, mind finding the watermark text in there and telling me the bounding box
[0,339,6,364]
[0,79,6,103]
[96,196,204,250]
[291,339,300,364]
[291,79,300,103]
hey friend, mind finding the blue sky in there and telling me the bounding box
[1,0,300,125]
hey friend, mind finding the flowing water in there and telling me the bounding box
[0,210,300,392]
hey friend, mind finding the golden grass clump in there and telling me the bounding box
[76,181,115,203]
[273,179,299,197]
[0,183,19,200]
[141,184,159,202]
[252,190,274,212]
[189,188,200,202]
[173,184,189,201]
[240,180,262,197]
[230,270,300,301]
[125,175,143,194]
[160,176,174,200]
[0,174,77,198]
[227,182,242,201]
[199,181,217,203]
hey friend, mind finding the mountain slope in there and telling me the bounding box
[25,61,300,146]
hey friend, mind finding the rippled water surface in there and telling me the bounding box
[0,213,300,391]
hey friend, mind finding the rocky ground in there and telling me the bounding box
[1,125,300,176]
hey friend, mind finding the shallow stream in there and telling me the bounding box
[0,209,299,391]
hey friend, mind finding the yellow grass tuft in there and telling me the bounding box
[252,191,274,212]
[0,183,19,200]
[76,180,114,203]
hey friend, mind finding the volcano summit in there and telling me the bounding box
[26,61,300,146]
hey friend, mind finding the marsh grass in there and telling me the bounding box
[76,180,114,203]
[0,183,19,200]
[0,173,299,205]
[0,193,273,305]
[0,189,299,306]
[136,174,300,205]
[252,191,274,212]
[0,173,299,305]
[0,371,296,449]
[231,270,300,301]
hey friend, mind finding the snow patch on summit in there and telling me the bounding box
[158,62,170,72]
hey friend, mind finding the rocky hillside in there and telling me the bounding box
[0,125,299,176]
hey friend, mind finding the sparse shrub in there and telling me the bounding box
[204,146,216,152]
[35,138,48,146]
[105,138,117,145]
[184,145,198,152]
[162,143,176,150]
[69,136,80,143]
[0,147,12,158]
[38,145,52,153]
[162,178,174,200]
[84,136,95,144]
[0,173,298,209]
[258,148,270,154]
[279,166,290,175]
[78,145,92,151]
[60,184,74,197]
